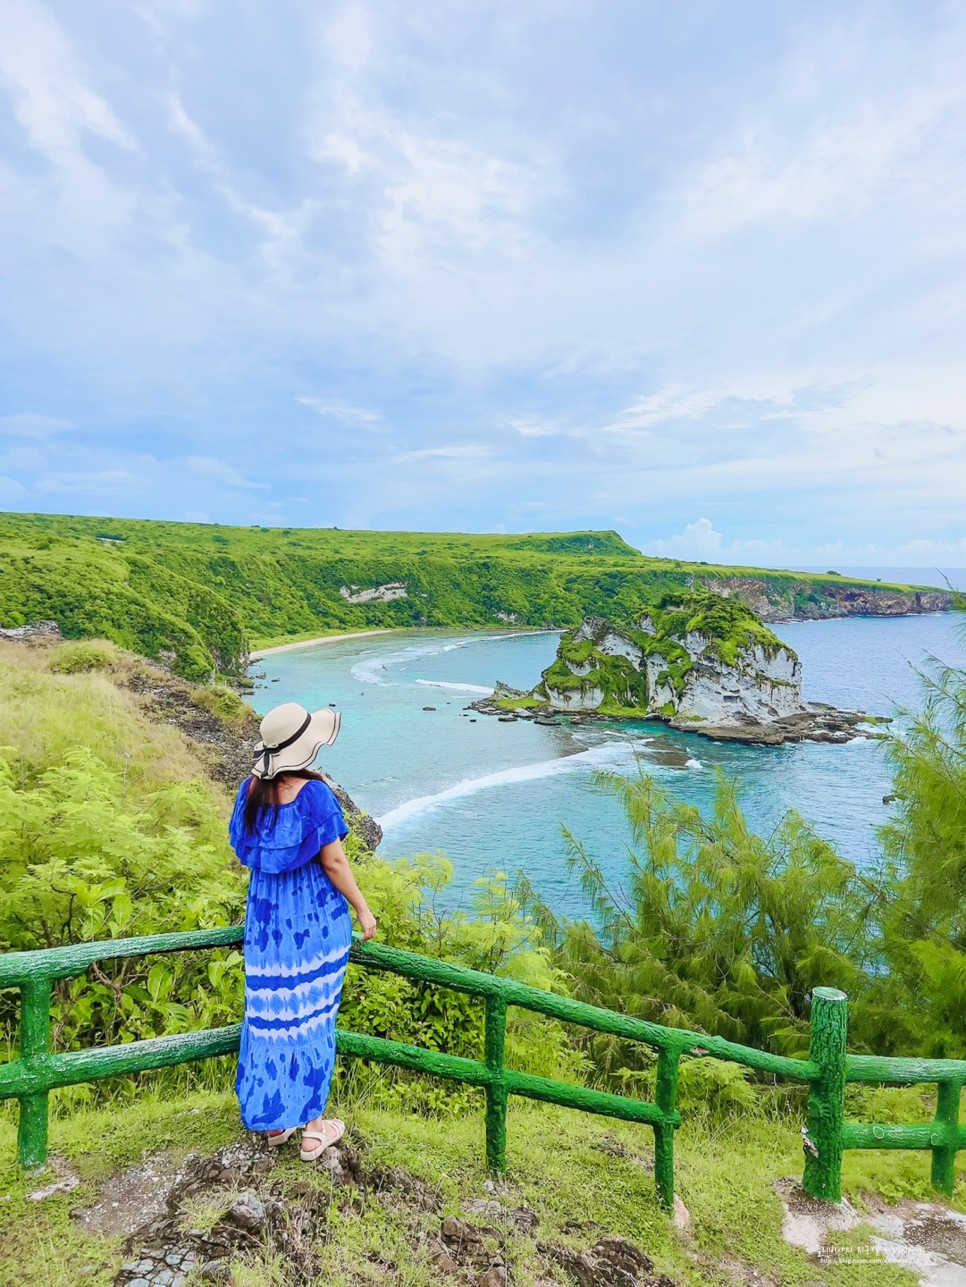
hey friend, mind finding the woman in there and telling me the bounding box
[229,701,377,1161]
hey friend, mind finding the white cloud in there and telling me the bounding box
[307,4,560,279]
[503,416,564,437]
[298,397,383,428]
[391,444,490,463]
[0,413,72,439]
[36,468,146,494]
[0,1,135,162]
[186,456,269,490]
[167,94,321,279]
[0,475,29,499]
[896,537,966,561]
[645,518,723,560]
[0,0,139,253]
[644,518,966,570]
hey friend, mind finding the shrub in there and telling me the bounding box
[47,639,121,674]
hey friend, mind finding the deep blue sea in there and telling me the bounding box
[250,595,965,917]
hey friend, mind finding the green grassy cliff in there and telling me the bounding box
[0,512,950,681]
[537,592,790,715]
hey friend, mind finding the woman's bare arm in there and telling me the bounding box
[319,839,377,940]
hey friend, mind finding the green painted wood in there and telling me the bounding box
[931,1082,962,1197]
[350,940,817,1081]
[654,1047,680,1211]
[46,1026,242,1088]
[5,930,964,1206]
[842,1122,966,1151]
[803,987,848,1202]
[845,1054,966,1085]
[502,1069,671,1127]
[484,996,508,1175]
[336,1029,494,1087]
[0,1027,243,1101]
[16,977,52,1170]
[0,927,244,987]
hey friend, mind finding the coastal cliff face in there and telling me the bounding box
[701,575,952,622]
[492,592,879,744]
[538,596,805,726]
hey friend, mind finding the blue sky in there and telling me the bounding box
[1,1,964,567]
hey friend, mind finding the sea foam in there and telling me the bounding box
[350,630,551,688]
[377,736,652,832]
[415,679,494,695]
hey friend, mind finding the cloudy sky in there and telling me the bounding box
[1,1,964,567]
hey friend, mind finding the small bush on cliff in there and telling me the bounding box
[47,639,121,673]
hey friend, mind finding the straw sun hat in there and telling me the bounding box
[252,701,341,779]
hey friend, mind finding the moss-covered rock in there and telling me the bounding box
[532,593,807,727]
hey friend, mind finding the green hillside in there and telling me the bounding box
[0,512,941,682]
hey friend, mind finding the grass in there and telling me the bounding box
[0,512,937,682]
[1,1079,959,1286]
[0,641,232,804]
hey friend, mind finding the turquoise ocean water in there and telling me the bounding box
[250,605,964,916]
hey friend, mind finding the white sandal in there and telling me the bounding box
[266,1126,298,1148]
[300,1119,346,1161]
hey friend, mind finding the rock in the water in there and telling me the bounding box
[482,592,884,747]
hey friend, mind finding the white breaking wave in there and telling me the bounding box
[350,630,556,687]
[377,736,653,832]
[415,679,494,695]
[685,758,704,769]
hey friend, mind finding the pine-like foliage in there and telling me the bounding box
[520,769,880,1067]
[877,624,966,1057]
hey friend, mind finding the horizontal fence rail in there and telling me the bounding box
[0,934,963,1208]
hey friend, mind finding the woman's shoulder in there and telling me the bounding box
[293,776,341,814]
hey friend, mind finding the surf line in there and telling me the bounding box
[415,679,494,695]
[376,737,654,832]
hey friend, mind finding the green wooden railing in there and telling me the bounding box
[0,931,963,1208]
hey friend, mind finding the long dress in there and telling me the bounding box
[228,777,353,1131]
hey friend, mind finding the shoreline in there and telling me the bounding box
[247,607,956,663]
[249,624,561,661]
[249,629,401,659]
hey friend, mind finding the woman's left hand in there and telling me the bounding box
[357,906,378,941]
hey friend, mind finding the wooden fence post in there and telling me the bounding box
[803,987,848,1202]
[654,1047,680,1211]
[17,977,53,1171]
[484,995,508,1174]
[930,1080,962,1198]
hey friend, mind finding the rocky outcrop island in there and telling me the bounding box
[476,592,885,745]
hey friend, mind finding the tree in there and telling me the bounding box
[520,768,880,1071]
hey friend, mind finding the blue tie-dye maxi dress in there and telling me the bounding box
[228,777,353,1131]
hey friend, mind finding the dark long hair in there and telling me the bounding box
[242,768,323,833]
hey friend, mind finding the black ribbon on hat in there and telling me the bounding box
[253,711,312,777]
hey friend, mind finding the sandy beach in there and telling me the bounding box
[249,628,400,660]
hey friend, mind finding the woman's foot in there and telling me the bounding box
[266,1126,298,1147]
[300,1118,345,1161]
